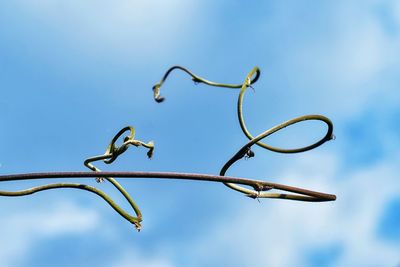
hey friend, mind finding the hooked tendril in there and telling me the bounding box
[0,65,336,233]
[153,65,335,201]
[152,65,260,102]
[84,126,154,231]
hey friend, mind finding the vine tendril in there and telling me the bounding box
[152,66,260,102]
[0,65,336,233]
[0,183,142,227]
[0,126,154,231]
[153,65,335,200]
[237,67,334,153]
[84,126,154,231]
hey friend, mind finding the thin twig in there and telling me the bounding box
[0,171,336,201]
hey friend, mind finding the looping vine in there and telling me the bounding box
[83,126,154,231]
[0,65,336,232]
[85,126,154,181]
[0,126,154,231]
[236,67,334,153]
[152,65,260,102]
[153,66,335,201]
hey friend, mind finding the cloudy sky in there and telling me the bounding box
[1,1,399,266]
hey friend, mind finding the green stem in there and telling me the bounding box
[237,67,334,153]
[0,183,140,228]
[152,65,260,102]
[83,126,155,230]
[154,65,335,200]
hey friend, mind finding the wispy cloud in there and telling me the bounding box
[187,151,400,267]
[1,0,399,266]
[112,250,173,267]
[0,201,99,267]
[254,1,400,118]
[5,0,203,63]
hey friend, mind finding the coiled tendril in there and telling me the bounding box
[0,126,154,231]
[153,66,334,201]
[84,126,154,231]
[0,65,336,233]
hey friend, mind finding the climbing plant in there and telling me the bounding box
[0,66,335,232]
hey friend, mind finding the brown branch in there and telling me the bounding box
[0,171,336,202]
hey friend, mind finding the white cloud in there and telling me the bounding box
[189,152,400,267]
[0,198,176,267]
[388,0,400,27]
[271,1,400,118]
[0,201,99,267]
[13,0,202,61]
[1,1,399,267]
[112,250,173,267]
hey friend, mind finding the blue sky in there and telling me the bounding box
[1,1,399,266]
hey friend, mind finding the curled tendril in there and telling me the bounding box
[0,65,336,234]
[153,66,335,201]
[0,183,143,227]
[0,126,154,232]
[152,66,260,102]
[84,126,154,231]
[237,67,334,153]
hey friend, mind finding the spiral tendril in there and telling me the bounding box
[0,65,336,233]
[84,126,154,231]
[153,66,335,201]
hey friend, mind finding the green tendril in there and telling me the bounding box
[84,126,154,231]
[0,183,142,229]
[0,65,336,234]
[152,65,260,102]
[153,65,335,201]
[0,126,154,232]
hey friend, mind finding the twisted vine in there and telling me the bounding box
[153,65,334,200]
[84,126,154,231]
[152,66,260,102]
[0,65,336,232]
[0,126,154,231]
